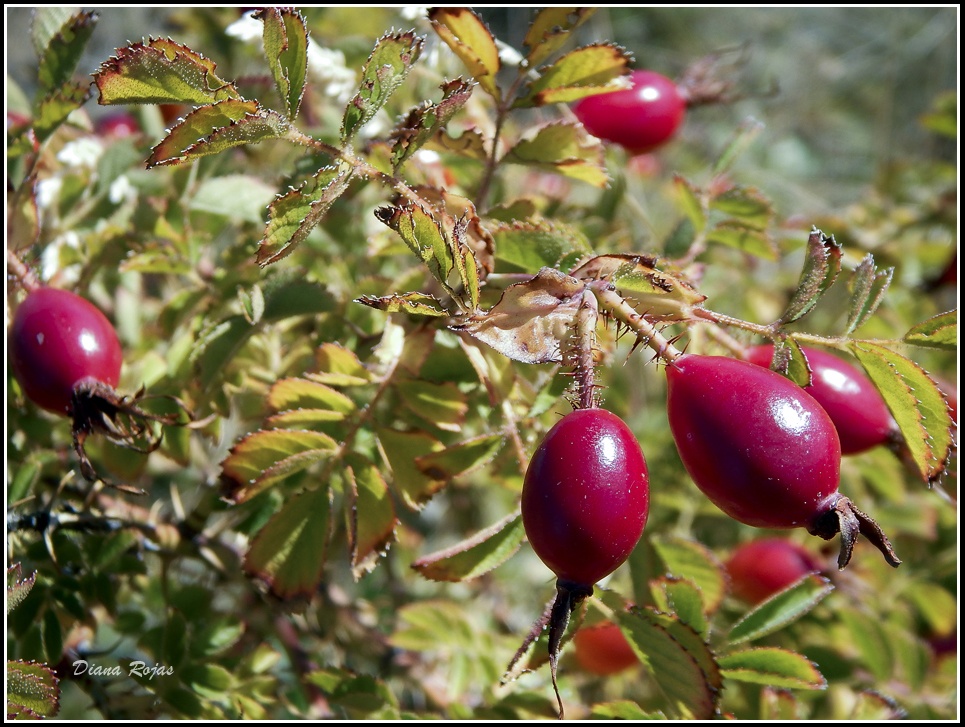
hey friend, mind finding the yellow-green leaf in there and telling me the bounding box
[412,511,524,582]
[344,455,398,579]
[268,378,356,416]
[428,7,500,99]
[221,429,338,503]
[522,8,596,67]
[845,254,893,334]
[7,660,61,718]
[244,485,331,599]
[356,292,449,317]
[311,343,372,386]
[397,379,469,433]
[94,37,241,105]
[728,574,833,645]
[903,309,957,351]
[36,9,98,94]
[414,433,504,481]
[504,122,608,187]
[7,564,37,615]
[707,220,777,260]
[489,217,592,273]
[376,428,446,509]
[719,647,826,690]
[779,228,842,325]
[849,342,954,484]
[519,43,631,106]
[375,202,454,289]
[650,535,728,613]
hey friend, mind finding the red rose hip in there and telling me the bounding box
[572,70,686,155]
[665,354,900,568]
[10,287,123,415]
[746,344,897,454]
[521,408,650,587]
[573,622,638,675]
[725,538,822,604]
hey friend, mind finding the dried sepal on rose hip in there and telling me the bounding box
[9,285,192,482]
[665,354,900,569]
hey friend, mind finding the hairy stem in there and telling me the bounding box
[592,283,683,364]
[7,248,41,293]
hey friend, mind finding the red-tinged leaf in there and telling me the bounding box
[256,7,308,120]
[454,267,585,364]
[257,165,355,266]
[903,309,956,351]
[519,43,632,107]
[719,647,826,690]
[761,687,805,720]
[375,202,454,290]
[504,121,608,188]
[6,660,61,718]
[768,338,813,387]
[147,100,289,167]
[356,292,449,317]
[32,80,90,143]
[35,9,98,93]
[412,511,524,582]
[414,433,504,481]
[7,564,37,615]
[391,79,474,170]
[244,485,331,600]
[342,31,424,143]
[428,7,500,99]
[728,574,834,645]
[523,8,596,67]
[376,428,446,509]
[344,455,398,579]
[7,176,40,253]
[311,343,372,386]
[427,127,488,160]
[94,37,241,106]
[845,254,894,334]
[849,342,954,484]
[221,429,337,503]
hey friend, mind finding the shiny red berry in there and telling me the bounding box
[573,622,638,675]
[665,354,899,568]
[746,344,897,454]
[521,408,649,587]
[572,70,686,155]
[10,287,123,416]
[725,538,822,604]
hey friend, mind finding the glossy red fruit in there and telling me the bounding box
[573,622,638,675]
[10,287,123,415]
[521,408,649,587]
[725,538,822,604]
[746,344,896,454]
[665,354,900,568]
[572,70,686,155]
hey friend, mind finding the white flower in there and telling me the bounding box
[225,11,262,43]
[109,175,136,205]
[56,138,104,169]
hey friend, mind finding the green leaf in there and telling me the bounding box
[719,647,826,690]
[613,603,722,719]
[244,485,331,600]
[490,217,591,273]
[522,8,596,67]
[375,202,454,291]
[650,576,709,638]
[712,116,765,175]
[7,564,37,615]
[35,9,97,94]
[356,292,449,317]
[428,7,500,99]
[257,165,355,266]
[728,574,833,645]
[849,342,955,484]
[147,100,289,167]
[836,608,892,681]
[414,433,504,482]
[31,7,77,55]
[904,582,957,637]
[649,534,728,613]
[412,511,524,582]
[6,660,61,718]
[706,220,777,260]
[779,229,842,324]
[391,79,474,170]
[709,185,772,230]
[94,38,241,105]
[376,428,446,509]
[344,455,398,579]
[33,80,89,143]
[342,30,424,143]
[919,90,957,139]
[221,429,338,503]
[397,379,469,433]
[188,174,277,224]
[673,174,706,234]
[770,338,813,387]
[306,670,400,720]
[267,378,356,416]
[519,43,631,107]
[388,600,477,651]
[504,122,608,187]
[311,343,372,386]
[258,8,308,120]
[845,254,894,335]
[903,309,957,350]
